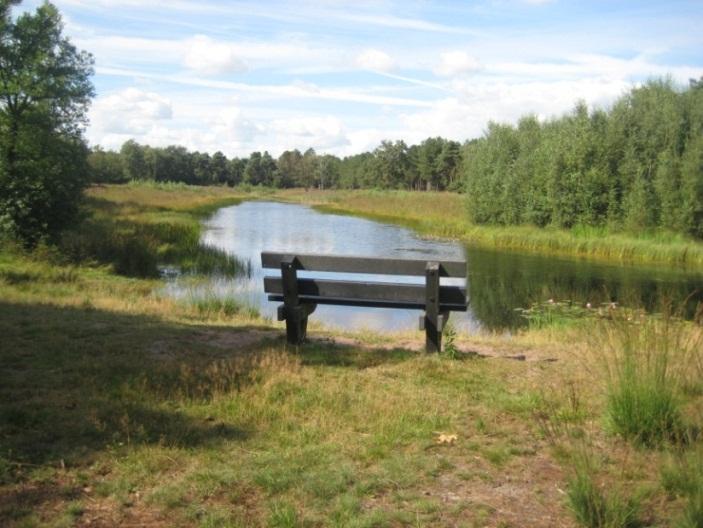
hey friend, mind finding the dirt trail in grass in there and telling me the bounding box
[156,325,557,363]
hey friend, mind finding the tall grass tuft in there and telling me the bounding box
[590,306,702,447]
[680,492,703,528]
[661,447,703,527]
[567,453,641,528]
[179,286,259,321]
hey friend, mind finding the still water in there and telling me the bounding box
[165,201,703,333]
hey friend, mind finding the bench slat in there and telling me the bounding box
[261,251,466,277]
[264,277,467,310]
[267,295,468,311]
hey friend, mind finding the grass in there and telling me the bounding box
[1,182,702,526]
[661,448,703,528]
[566,453,642,528]
[588,308,702,446]
[275,188,703,269]
[62,182,253,277]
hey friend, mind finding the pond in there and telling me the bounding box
[164,201,703,333]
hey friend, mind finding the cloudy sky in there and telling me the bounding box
[21,0,703,157]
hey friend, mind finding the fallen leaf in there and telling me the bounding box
[436,433,458,445]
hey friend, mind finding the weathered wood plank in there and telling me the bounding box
[261,251,466,277]
[268,295,468,311]
[264,277,467,309]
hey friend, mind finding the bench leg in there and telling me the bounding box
[278,304,316,345]
[420,310,449,353]
[285,314,307,344]
[426,320,440,353]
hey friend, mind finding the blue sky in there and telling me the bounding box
[21,0,703,157]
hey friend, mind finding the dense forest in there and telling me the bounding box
[465,78,703,238]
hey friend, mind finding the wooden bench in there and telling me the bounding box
[261,251,468,352]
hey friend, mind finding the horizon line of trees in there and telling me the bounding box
[88,136,465,192]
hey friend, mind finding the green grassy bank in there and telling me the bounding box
[276,189,703,270]
[1,182,702,527]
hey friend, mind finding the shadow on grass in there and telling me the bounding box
[292,339,416,369]
[0,301,277,475]
[0,301,420,477]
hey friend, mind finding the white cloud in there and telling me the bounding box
[75,33,337,74]
[89,88,172,137]
[400,77,633,142]
[207,107,260,144]
[269,116,349,151]
[339,12,469,34]
[488,53,702,84]
[355,49,395,72]
[64,0,703,158]
[96,66,433,108]
[182,35,247,75]
[434,51,482,77]
[86,86,354,157]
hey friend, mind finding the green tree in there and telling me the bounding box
[276,149,303,188]
[120,140,149,180]
[680,135,703,237]
[243,151,276,186]
[0,1,94,245]
[209,151,229,185]
[88,146,125,183]
[300,148,318,189]
[317,154,340,189]
[436,139,462,190]
[373,140,409,189]
[226,157,245,186]
[417,137,443,190]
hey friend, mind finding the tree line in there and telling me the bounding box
[465,78,703,238]
[90,136,465,192]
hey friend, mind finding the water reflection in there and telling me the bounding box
[466,247,703,329]
[164,201,703,333]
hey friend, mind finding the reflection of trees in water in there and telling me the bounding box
[465,247,703,331]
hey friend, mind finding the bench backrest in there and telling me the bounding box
[261,251,468,311]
